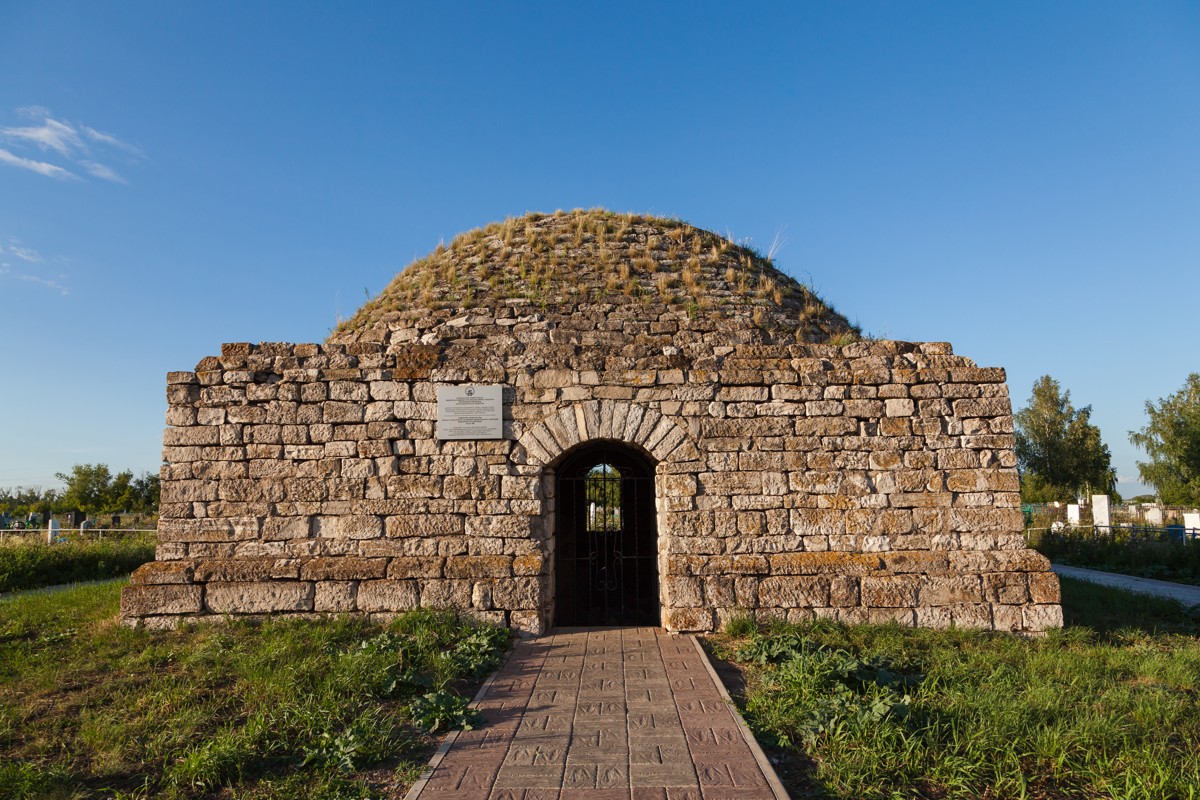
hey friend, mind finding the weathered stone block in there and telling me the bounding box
[420,579,473,608]
[666,607,713,632]
[868,608,916,625]
[952,398,1010,417]
[195,558,276,582]
[358,580,420,611]
[121,585,203,616]
[491,577,541,609]
[919,576,982,606]
[300,557,387,581]
[205,581,314,613]
[510,610,544,637]
[758,576,830,607]
[324,401,365,423]
[882,551,948,574]
[991,604,1022,631]
[913,606,952,629]
[829,576,860,607]
[790,508,844,535]
[949,603,992,628]
[512,551,544,576]
[861,575,921,607]
[770,552,883,576]
[386,515,463,537]
[130,561,194,585]
[465,515,534,537]
[1028,571,1060,603]
[315,581,358,612]
[667,577,704,607]
[387,556,445,579]
[444,555,513,579]
[158,517,259,543]
[313,515,383,539]
[262,516,312,541]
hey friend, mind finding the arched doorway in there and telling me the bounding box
[554,443,659,627]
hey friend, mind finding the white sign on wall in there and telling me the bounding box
[436,385,504,440]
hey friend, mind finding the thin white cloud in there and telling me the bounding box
[1,238,70,295]
[0,117,85,157]
[4,241,43,263]
[0,147,78,180]
[0,107,142,183]
[0,265,69,295]
[82,124,144,157]
[80,160,126,183]
[16,105,52,119]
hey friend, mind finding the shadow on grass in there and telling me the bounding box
[701,641,833,799]
[1059,575,1200,637]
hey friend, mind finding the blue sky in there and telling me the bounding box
[1,2,1197,498]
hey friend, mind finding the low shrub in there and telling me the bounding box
[1030,525,1200,586]
[0,533,156,593]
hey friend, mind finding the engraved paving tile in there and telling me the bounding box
[632,788,703,800]
[490,789,561,800]
[410,628,781,800]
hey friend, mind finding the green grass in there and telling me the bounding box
[710,578,1200,800]
[0,534,156,593]
[0,582,509,799]
[1030,526,1200,587]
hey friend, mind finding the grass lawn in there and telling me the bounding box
[0,582,509,800]
[5,577,1198,800]
[708,578,1200,800]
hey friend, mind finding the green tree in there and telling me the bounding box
[1129,373,1200,505]
[55,463,115,514]
[0,485,57,520]
[1014,376,1116,502]
[130,472,161,512]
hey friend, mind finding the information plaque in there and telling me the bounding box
[436,385,504,440]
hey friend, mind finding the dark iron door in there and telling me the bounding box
[554,444,658,626]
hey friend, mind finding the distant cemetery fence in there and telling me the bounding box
[1024,501,1200,586]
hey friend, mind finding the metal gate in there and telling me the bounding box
[554,444,658,627]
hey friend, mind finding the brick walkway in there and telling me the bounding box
[407,627,787,800]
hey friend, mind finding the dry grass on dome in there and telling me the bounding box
[333,208,858,343]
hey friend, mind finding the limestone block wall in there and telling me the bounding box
[123,335,1062,635]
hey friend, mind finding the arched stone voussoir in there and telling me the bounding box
[516,400,697,467]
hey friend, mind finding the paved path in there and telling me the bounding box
[407,627,788,800]
[1052,564,1200,608]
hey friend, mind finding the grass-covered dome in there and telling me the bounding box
[332,209,856,344]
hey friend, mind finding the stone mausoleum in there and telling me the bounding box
[122,210,1062,635]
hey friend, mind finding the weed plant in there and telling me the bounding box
[1030,526,1200,587]
[0,533,155,593]
[0,582,509,799]
[711,578,1200,799]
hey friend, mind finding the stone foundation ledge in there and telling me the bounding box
[671,601,1062,635]
[123,608,516,633]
